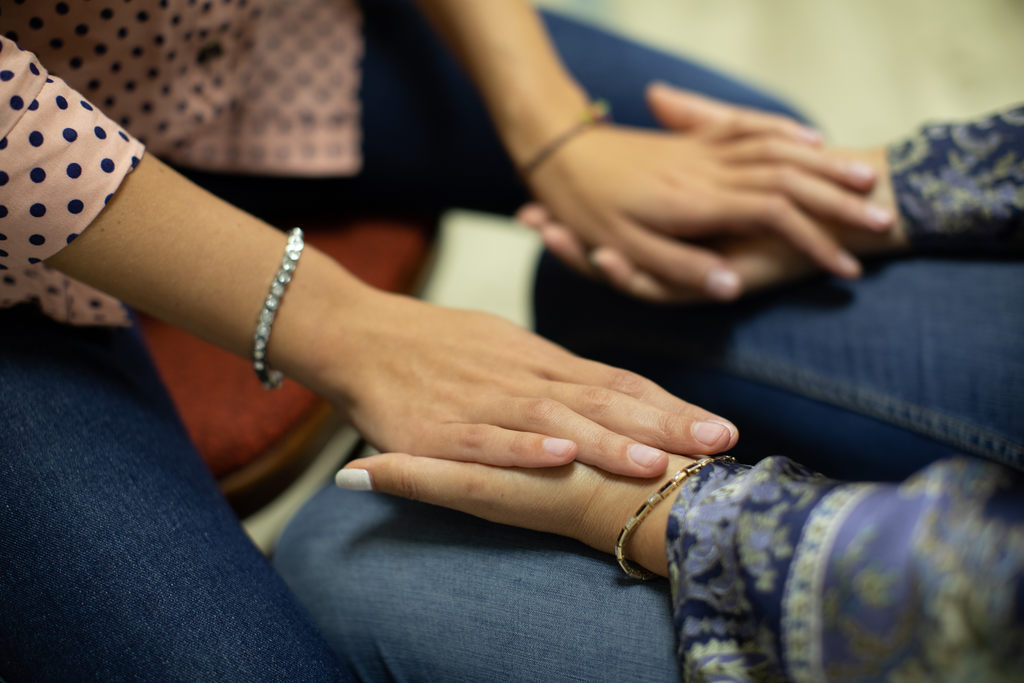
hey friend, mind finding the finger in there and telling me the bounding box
[335,453,587,538]
[480,396,672,477]
[406,421,584,468]
[614,219,744,299]
[539,223,597,277]
[589,247,702,303]
[732,165,893,232]
[542,361,739,448]
[516,202,552,229]
[402,397,664,477]
[719,137,880,193]
[646,81,822,146]
[712,190,862,278]
[541,380,737,458]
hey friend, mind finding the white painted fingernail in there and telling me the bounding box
[335,469,373,491]
[705,268,741,300]
[628,444,664,467]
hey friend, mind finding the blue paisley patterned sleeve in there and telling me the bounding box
[666,456,1024,682]
[887,105,1024,251]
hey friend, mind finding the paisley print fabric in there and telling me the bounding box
[887,105,1024,251]
[667,457,1024,682]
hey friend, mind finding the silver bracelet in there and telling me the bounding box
[252,227,304,389]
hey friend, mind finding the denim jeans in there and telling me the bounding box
[0,307,351,681]
[534,253,1024,479]
[278,3,1017,682]
[5,0,1020,680]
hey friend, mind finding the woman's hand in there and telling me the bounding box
[523,83,895,300]
[321,291,736,477]
[335,451,700,578]
[523,145,910,302]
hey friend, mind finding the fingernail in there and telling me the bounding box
[335,468,373,491]
[628,444,664,467]
[847,162,876,183]
[797,127,823,145]
[865,204,894,228]
[543,437,576,458]
[517,204,545,226]
[836,251,862,278]
[705,268,741,300]
[692,421,728,447]
[711,419,738,441]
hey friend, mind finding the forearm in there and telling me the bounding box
[46,154,373,399]
[413,0,588,165]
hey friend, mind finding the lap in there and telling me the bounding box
[535,253,1024,475]
[0,307,347,681]
[275,485,680,682]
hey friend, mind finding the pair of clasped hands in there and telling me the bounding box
[338,84,904,576]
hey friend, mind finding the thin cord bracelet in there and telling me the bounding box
[518,99,611,177]
[252,227,304,389]
[615,455,734,580]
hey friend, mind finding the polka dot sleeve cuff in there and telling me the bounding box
[0,36,144,325]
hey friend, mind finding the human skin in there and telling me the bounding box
[520,84,909,302]
[413,0,895,298]
[43,0,889,477]
[337,140,910,577]
[46,154,742,478]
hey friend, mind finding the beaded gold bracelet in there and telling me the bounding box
[518,99,611,177]
[615,455,734,580]
[252,227,304,389]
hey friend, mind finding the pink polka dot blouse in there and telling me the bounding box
[0,0,363,326]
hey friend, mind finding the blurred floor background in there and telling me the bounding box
[245,0,1023,549]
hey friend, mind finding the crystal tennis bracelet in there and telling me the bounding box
[252,227,304,389]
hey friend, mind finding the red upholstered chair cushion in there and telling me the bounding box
[140,217,435,513]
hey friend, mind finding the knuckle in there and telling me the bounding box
[656,411,688,445]
[605,369,647,397]
[579,385,617,415]
[522,397,562,425]
[594,430,626,459]
[509,431,536,458]
[456,424,489,453]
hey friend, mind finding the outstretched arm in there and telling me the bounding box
[340,449,1024,680]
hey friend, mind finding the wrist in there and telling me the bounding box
[264,247,382,403]
[493,76,591,168]
[576,454,698,578]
